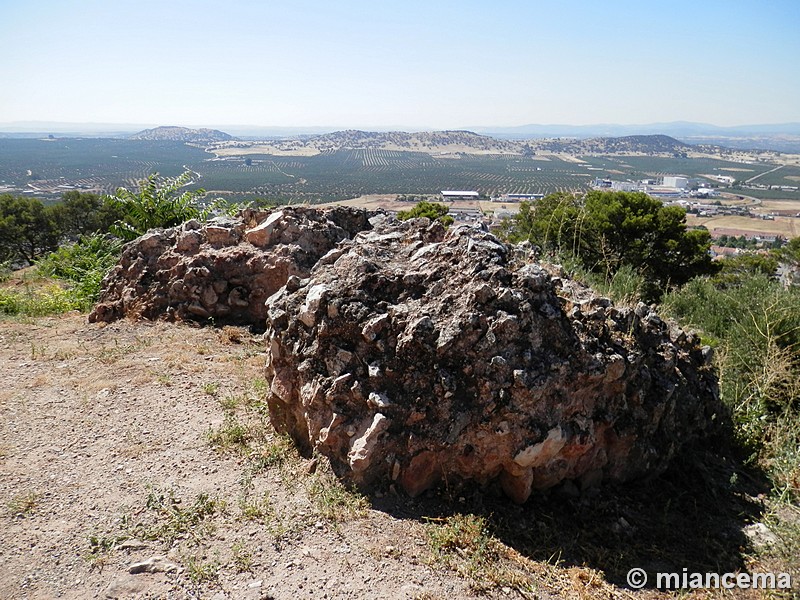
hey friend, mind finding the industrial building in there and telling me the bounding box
[441,190,479,200]
[663,176,689,189]
[493,193,544,202]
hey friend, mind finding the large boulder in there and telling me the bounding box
[88,206,372,326]
[264,217,720,503]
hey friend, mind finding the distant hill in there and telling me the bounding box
[475,122,800,153]
[475,121,800,139]
[532,134,694,155]
[211,130,758,161]
[130,126,236,143]
[305,129,522,154]
[281,130,700,156]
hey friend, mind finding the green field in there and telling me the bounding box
[1,138,794,204]
[0,139,206,197]
[732,187,800,200]
[576,155,776,181]
[742,164,800,186]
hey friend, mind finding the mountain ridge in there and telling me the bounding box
[222,130,701,157]
[129,126,236,143]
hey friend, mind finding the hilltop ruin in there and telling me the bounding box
[91,207,720,502]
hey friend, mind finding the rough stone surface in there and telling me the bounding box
[88,206,372,326]
[127,555,180,574]
[264,217,721,503]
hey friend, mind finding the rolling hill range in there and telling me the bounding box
[1,129,794,204]
[213,130,709,158]
[307,129,522,153]
[130,126,236,143]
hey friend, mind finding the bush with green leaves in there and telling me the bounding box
[53,190,126,238]
[36,234,122,310]
[0,194,62,265]
[397,201,454,226]
[0,284,81,317]
[661,273,800,499]
[501,191,718,301]
[106,171,210,240]
[0,261,12,283]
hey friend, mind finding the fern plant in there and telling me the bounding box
[107,171,209,240]
[36,234,123,309]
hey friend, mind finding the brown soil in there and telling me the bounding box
[0,315,570,599]
[0,314,781,599]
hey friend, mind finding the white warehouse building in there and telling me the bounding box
[663,176,689,189]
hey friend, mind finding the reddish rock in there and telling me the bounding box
[263,217,721,503]
[89,206,372,326]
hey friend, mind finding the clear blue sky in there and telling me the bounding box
[1,0,798,129]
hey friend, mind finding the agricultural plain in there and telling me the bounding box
[2,137,800,209]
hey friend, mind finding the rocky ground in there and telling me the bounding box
[0,313,575,600]
[0,313,793,599]
[1,207,793,600]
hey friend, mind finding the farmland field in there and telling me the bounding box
[1,138,796,204]
[743,164,800,186]
[732,187,800,200]
[0,141,592,202]
[687,214,800,238]
[0,139,205,198]
[576,155,776,182]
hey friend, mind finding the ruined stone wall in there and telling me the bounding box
[90,207,720,503]
[263,217,720,503]
[89,206,372,326]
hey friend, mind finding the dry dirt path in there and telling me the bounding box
[0,314,578,600]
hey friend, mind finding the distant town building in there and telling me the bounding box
[663,176,689,189]
[693,187,720,198]
[644,186,684,199]
[441,190,479,200]
[449,208,483,218]
[494,193,544,202]
[611,181,638,192]
[710,245,741,258]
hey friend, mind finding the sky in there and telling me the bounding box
[1,0,799,130]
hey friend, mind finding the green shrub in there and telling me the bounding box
[397,201,454,226]
[37,234,122,310]
[0,261,11,283]
[0,284,81,316]
[557,255,645,306]
[107,171,208,240]
[502,191,718,301]
[661,274,800,499]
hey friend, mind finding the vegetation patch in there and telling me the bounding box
[0,283,80,317]
[397,200,454,225]
[306,465,370,523]
[6,491,40,517]
[36,234,122,309]
[183,553,220,584]
[500,190,718,302]
[426,513,537,596]
[129,487,225,546]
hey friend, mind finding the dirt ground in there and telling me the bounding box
[686,214,800,238]
[0,314,578,600]
[1,314,792,600]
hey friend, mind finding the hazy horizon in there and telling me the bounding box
[2,119,800,134]
[2,1,799,129]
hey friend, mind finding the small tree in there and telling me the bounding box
[0,194,62,264]
[53,191,125,238]
[501,190,719,301]
[397,201,454,226]
[107,171,208,240]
